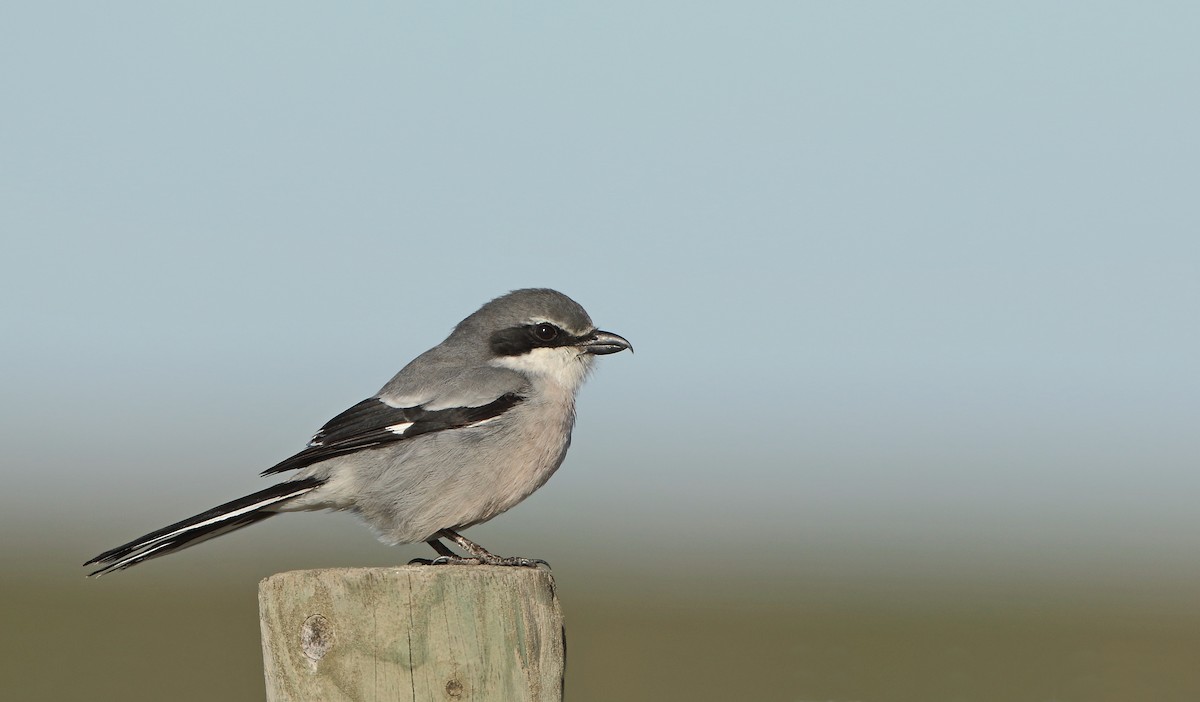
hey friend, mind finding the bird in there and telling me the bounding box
[85,288,631,576]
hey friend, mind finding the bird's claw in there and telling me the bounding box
[416,554,549,568]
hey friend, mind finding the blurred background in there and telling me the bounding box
[3,3,1198,700]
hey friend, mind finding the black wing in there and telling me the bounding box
[260,392,524,476]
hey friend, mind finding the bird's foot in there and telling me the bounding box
[413,529,551,568]
[423,554,549,568]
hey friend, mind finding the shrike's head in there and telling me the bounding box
[454,288,631,391]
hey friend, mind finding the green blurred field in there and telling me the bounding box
[7,561,1199,701]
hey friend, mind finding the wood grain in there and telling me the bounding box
[259,566,564,701]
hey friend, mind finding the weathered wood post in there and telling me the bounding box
[259,565,565,701]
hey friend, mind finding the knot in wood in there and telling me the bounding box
[301,614,335,661]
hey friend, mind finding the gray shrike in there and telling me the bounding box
[85,288,630,575]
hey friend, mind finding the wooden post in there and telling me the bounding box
[258,566,565,702]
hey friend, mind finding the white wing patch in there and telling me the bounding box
[465,415,501,429]
[386,422,414,435]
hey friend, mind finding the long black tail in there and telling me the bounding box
[84,477,324,577]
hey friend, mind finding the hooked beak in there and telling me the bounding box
[579,329,633,355]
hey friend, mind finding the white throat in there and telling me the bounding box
[490,347,593,393]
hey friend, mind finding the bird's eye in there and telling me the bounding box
[532,323,559,342]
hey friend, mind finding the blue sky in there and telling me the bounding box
[3,3,1198,591]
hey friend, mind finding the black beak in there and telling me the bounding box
[579,329,633,355]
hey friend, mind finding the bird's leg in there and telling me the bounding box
[407,538,459,565]
[428,538,458,558]
[439,529,497,561]
[427,528,549,568]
